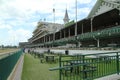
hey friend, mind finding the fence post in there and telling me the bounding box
[82,55,87,79]
[59,55,61,80]
[116,52,119,75]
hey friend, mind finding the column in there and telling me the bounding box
[64,30,65,38]
[97,39,100,48]
[91,17,93,32]
[69,28,70,37]
[82,23,83,34]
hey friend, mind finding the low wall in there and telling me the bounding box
[0,50,23,80]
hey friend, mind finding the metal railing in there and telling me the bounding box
[78,25,120,41]
[0,50,23,80]
[49,51,120,80]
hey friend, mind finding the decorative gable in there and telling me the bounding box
[88,0,120,18]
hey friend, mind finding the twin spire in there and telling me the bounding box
[63,9,70,24]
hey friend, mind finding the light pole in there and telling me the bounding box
[75,0,78,47]
[53,8,55,47]
[75,0,77,36]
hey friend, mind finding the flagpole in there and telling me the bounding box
[53,8,55,47]
[75,0,77,37]
[75,0,78,47]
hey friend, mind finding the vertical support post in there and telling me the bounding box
[53,8,55,47]
[82,55,87,79]
[46,36,47,42]
[116,52,119,75]
[97,39,100,48]
[69,28,70,38]
[44,36,45,47]
[91,18,93,32]
[64,30,65,38]
[44,36,45,43]
[54,33,55,41]
[59,55,62,80]
[60,31,62,39]
[49,35,50,42]
[82,23,83,34]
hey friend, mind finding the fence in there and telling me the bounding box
[0,50,23,80]
[49,51,120,80]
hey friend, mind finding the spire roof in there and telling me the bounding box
[63,9,70,24]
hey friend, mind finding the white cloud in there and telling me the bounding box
[0,0,95,21]
[0,0,97,46]
[0,24,12,30]
[8,28,32,45]
[0,20,12,30]
[77,7,91,17]
[78,0,92,4]
[1,0,96,23]
[0,28,32,46]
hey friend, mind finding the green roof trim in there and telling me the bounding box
[65,20,75,27]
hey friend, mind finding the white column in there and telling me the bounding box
[97,39,100,48]
[91,18,93,32]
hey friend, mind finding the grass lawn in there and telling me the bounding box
[21,54,59,80]
[0,48,19,59]
[21,53,120,80]
[0,48,19,53]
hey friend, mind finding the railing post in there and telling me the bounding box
[116,52,119,75]
[59,55,62,80]
[82,55,87,79]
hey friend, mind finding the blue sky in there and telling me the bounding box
[0,0,97,46]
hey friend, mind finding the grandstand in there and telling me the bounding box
[26,0,120,48]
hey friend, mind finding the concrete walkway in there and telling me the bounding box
[95,74,120,80]
[8,54,24,80]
